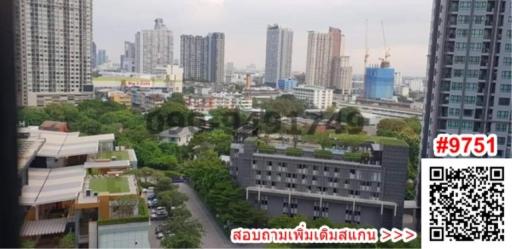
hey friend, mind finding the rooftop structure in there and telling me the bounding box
[19,126,115,159]
[20,166,86,206]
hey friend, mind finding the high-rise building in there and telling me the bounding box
[417,0,512,233]
[305,27,349,91]
[364,64,395,100]
[331,56,353,94]
[121,41,136,72]
[207,32,225,83]
[264,24,293,84]
[91,42,97,70]
[97,49,108,66]
[15,0,93,106]
[180,33,225,83]
[421,0,512,158]
[135,18,174,74]
[305,31,332,87]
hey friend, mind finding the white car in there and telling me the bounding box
[156,232,164,240]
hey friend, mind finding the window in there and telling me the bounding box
[464,95,476,104]
[447,119,461,129]
[449,108,460,116]
[465,83,477,92]
[499,84,511,92]
[498,98,511,106]
[504,57,512,66]
[461,120,473,130]
[450,95,462,103]
[451,82,463,90]
[495,123,509,132]
[502,71,512,79]
[497,111,509,119]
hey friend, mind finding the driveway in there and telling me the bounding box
[176,183,235,248]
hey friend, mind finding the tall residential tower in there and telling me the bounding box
[305,27,352,92]
[135,18,174,74]
[15,0,93,106]
[264,24,293,84]
[180,33,225,83]
[422,0,512,158]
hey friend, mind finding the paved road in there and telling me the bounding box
[148,220,162,248]
[177,183,236,248]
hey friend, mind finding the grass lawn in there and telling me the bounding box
[97,150,130,160]
[89,177,130,193]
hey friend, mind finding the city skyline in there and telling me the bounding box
[93,0,432,76]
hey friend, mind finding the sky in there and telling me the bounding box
[94,0,432,76]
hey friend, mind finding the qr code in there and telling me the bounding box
[429,166,505,241]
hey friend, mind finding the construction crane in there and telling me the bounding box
[364,19,370,67]
[380,20,391,67]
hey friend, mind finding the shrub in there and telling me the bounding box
[313,149,332,159]
[285,147,303,157]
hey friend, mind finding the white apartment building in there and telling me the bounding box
[135,18,174,74]
[264,24,293,84]
[15,0,93,106]
[293,85,333,110]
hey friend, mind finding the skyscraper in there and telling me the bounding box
[305,31,332,87]
[334,56,353,95]
[15,0,93,106]
[417,0,512,233]
[121,41,136,72]
[180,33,225,83]
[97,49,108,66]
[135,18,174,74]
[264,24,293,84]
[91,42,97,70]
[421,0,512,158]
[207,32,225,83]
[305,27,349,91]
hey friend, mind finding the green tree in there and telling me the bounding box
[57,233,75,248]
[146,100,192,133]
[260,95,306,117]
[19,107,50,126]
[188,129,232,155]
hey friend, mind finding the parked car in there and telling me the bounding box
[155,226,161,234]
[151,212,168,221]
[156,232,164,239]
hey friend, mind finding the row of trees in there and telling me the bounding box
[184,149,268,232]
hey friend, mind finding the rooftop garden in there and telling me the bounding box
[98,197,149,225]
[97,150,130,160]
[90,176,130,193]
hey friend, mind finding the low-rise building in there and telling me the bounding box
[109,91,132,107]
[158,126,200,146]
[229,134,409,229]
[293,85,333,110]
[27,91,93,107]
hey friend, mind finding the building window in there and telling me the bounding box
[449,108,461,116]
[447,119,461,129]
[496,123,509,132]
[500,84,512,93]
[498,98,511,106]
[497,111,509,119]
[502,71,512,79]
